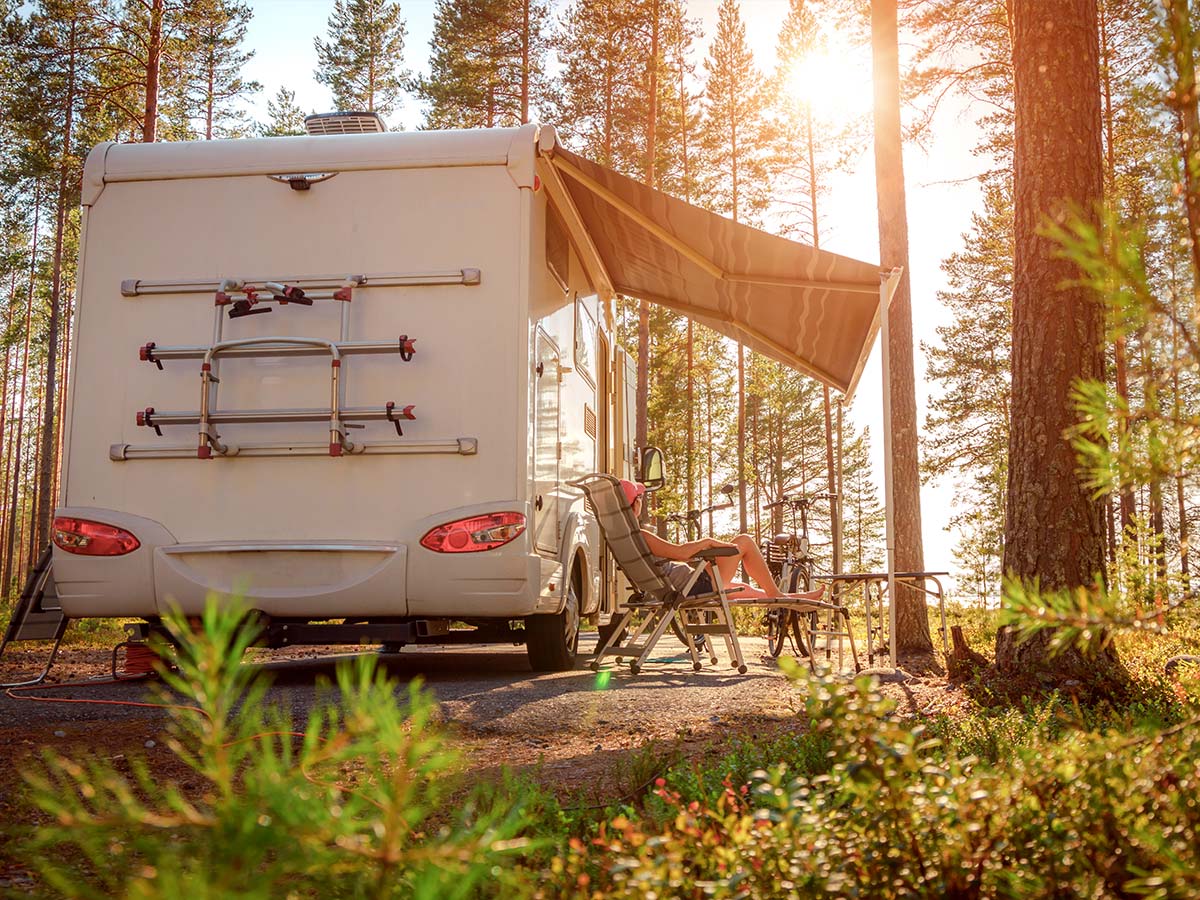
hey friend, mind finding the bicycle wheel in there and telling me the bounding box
[785,566,813,657]
[765,608,789,658]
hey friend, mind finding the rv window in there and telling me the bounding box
[547,205,569,289]
[575,296,597,386]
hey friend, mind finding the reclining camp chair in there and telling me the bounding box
[571,473,748,675]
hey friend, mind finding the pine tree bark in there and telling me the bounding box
[3,188,40,595]
[35,19,77,554]
[143,0,164,142]
[998,0,1117,681]
[870,0,932,654]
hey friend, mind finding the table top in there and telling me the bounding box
[814,571,950,582]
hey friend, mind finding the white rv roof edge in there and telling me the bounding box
[94,128,535,184]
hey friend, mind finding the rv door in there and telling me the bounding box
[533,330,560,553]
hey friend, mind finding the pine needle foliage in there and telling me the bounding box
[314,0,410,120]
[24,598,534,898]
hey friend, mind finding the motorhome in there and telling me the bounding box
[51,121,643,671]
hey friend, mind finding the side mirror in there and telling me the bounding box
[719,482,736,498]
[639,446,666,492]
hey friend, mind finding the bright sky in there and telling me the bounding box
[240,0,983,597]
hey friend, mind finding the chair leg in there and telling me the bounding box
[791,611,817,673]
[714,595,746,674]
[677,611,704,672]
[842,609,862,673]
[591,608,636,669]
[630,604,682,675]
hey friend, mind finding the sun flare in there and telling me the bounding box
[783,43,871,126]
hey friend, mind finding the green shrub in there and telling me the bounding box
[548,666,1200,899]
[25,597,535,899]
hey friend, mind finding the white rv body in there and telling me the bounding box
[55,125,634,661]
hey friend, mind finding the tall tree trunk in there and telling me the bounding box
[737,343,747,533]
[635,0,659,518]
[1166,0,1200,277]
[824,387,840,573]
[3,187,40,595]
[1100,3,1136,544]
[143,0,164,142]
[870,0,931,654]
[35,20,77,555]
[998,0,1117,681]
[687,320,694,517]
[0,273,15,596]
[520,0,530,123]
[706,381,714,536]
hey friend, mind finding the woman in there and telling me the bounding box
[620,479,825,601]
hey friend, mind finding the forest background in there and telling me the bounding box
[0,0,1183,612]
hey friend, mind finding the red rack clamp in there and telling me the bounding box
[385,401,416,436]
[398,335,417,361]
[140,342,163,370]
[136,407,162,437]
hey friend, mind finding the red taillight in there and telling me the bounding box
[419,512,526,553]
[52,517,141,556]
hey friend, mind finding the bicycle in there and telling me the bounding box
[760,492,836,659]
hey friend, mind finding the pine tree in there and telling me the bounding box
[314,0,409,120]
[418,0,549,128]
[998,0,1112,681]
[550,0,651,172]
[172,0,259,140]
[260,87,307,136]
[697,0,771,225]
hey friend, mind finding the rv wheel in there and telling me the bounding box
[526,575,581,672]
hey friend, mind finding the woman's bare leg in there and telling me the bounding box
[729,535,824,599]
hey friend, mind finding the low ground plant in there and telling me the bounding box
[546,659,1200,899]
[24,598,535,899]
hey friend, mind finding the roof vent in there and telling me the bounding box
[304,112,386,136]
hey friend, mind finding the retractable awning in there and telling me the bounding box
[535,127,893,399]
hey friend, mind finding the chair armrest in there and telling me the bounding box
[690,547,739,560]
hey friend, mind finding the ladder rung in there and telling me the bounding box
[141,340,411,363]
[137,405,416,427]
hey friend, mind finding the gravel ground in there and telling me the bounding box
[0,629,963,892]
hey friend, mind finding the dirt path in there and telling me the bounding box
[0,631,964,891]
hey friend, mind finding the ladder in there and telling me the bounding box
[0,547,69,688]
[118,269,480,461]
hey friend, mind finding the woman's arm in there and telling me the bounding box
[641,529,735,562]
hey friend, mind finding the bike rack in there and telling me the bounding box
[120,269,477,460]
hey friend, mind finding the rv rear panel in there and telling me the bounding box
[57,129,552,620]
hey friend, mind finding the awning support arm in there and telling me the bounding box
[535,158,615,299]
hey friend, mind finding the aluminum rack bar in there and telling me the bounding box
[121,269,481,297]
[138,405,416,428]
[110,438,477,460]
[141,338,415,364]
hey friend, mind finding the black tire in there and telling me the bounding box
[765,609,789,658]
[786,566,813,658]
[526,575,581,672]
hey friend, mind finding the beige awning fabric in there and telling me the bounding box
[539,140,886,398]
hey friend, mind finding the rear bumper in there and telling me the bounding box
[52,505,552,620]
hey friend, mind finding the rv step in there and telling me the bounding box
[138,404,416,428]
[0,547,69,688]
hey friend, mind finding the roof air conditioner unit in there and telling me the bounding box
[304,112,386,136]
